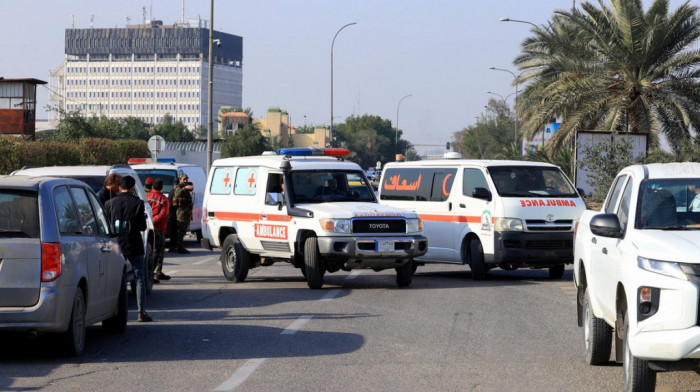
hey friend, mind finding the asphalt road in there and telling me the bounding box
[1,241,698,392]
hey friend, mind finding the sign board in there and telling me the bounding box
[522,123,560,155]
[148,135,166,154]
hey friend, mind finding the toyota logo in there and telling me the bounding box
[546,214,555,222]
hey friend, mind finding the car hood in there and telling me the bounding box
[631,230,700,264]
[295,202,418,219]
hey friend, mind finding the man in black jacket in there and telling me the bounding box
[104,175,153,322]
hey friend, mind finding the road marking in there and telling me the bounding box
[214,358,266,391]
[281,315,313,335]
[346,270,361,280]
[320,289,341,301]
[195,257,217,265]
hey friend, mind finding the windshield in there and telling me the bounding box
[0,190,39,238]
[639,179,700,230]
[290,170,376,203]
[134,169,178,195]
[489,166,578,197]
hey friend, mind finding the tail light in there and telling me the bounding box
[41,242,62,282]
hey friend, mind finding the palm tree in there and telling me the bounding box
[515,0,700,152]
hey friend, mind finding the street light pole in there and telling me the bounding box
[330,22,356,148]
[206,0,214,175]
[488,67,519,145]
[395,94,412,158]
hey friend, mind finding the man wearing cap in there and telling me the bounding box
[144,177,154,194]
[172,174,193,254]
[147,178,171,282]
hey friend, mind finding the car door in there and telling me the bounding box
[456,167,493,262]
[259,172,292,255]
[69,186,108,319]
[87,190,123,311]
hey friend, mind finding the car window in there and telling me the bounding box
[616,179,633,233]
[87,190,110,236]
[463,168,489,197]
[70,187,99,237]
[54,186,81,235]
[0,190,40,238]
[210,167,234,195]
[134,169,178,195]
[604,175,627,213]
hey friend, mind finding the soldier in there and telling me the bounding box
[172,174,193,254]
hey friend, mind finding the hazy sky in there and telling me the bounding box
[2,0,688,155]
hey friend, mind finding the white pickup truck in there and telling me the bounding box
[574,163,700,392]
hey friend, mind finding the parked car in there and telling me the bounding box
[0,175,128,356]
[11,165,157,294]
[574,163,700,391]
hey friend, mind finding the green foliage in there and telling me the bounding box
[453,100,518,159]
[153,114,195,142]
[579,137,639,202]
[221,122,270,158]
[525,145,574,179]
[335,115,413,169]
[515,0,700,153]
[51,108,152,141]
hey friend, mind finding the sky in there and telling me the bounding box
[1,0,688,156]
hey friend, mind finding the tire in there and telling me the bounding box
[395,259,413,287]
[583,288,612,365]
[469,239,487,280]
[623,310,656,392]
[145,241,154,295]
[549,264,565,279]
[61,288,86,356]
[221,234,249,282]
[304,237,324,289]
[103,274,128,333]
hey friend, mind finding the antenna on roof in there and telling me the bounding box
[90,14,94,28]
[181,0,185,24]
[71,14,74,28]
[143,6,147,24]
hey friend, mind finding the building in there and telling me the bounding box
[48,19,242,130]
[0,78,47,140]
[252,106,330,149]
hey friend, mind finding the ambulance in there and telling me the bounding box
[200,147,428,289]
[378,156,585,279]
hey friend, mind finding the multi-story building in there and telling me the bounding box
[48,19,242,130]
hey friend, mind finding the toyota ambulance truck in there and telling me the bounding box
[378,156,585,279]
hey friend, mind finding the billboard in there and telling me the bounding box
[522,123,560,155]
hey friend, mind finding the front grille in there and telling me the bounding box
[525,220,573,232]
[353,219,406,234]
[261,241,290,252]
[524,240,572,249]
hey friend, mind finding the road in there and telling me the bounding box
[1,241,698,392]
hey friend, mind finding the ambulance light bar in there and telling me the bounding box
[127,158,177,164]
[277,147,351,157]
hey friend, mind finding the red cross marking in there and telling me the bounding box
[223,172,231,188]
[247,172,256,189]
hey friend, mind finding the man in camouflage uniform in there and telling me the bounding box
[172,174,193,254]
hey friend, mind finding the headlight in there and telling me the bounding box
[406,218,423,233]
[494,217,523,232]
[320,219,352,234]
[637,256,687,280]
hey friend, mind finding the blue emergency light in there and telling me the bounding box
[127,157,177,164]
[276,147,350,157]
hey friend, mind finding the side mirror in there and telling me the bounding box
[590,213,623,238]
[472,187,492,201]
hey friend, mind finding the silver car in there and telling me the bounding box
[0,175,127,356]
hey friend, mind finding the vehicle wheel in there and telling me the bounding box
[583,288,612,365]
[145,241,154,295]
[469,239,487,280]
[395,259,413,287]
[304,236,324,289]
[221,234,249,282]
[622,310,656,392]
[103,274,128,333]
[61,288,86,356]
[549,264,565,279]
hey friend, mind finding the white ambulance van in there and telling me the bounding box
[128,158,207,240]
[201,147,428,289]
[378,157,585,279]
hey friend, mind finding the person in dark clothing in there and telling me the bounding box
[97,173,121,206]
[167,178,180,252]
[104,175,152,322]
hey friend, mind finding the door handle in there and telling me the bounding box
[448,202,452,211]
[261,215,268,220]
[100,245,113,253]
[602,247,607,255]
[591,237,597,244]
[459,203,466,208]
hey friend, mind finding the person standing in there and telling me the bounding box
[172,174,193,254]
[167,177,180,253]
[147,178,171,282]
[104,175,152,322]
[98,173,121,206]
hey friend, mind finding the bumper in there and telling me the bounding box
[630,326,700,361]
[0,285,71,333]
[317,235,428,268]
[492,231,573,266]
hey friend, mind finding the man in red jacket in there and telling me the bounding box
[147,178,171,282]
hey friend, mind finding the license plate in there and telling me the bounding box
[377,240,394,252]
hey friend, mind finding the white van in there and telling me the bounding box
[378,157,585,279]
[128,158,207,239]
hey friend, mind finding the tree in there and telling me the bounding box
[452,99,517,159]
[334,115,403,169]
[153,114,195,142]
[220,122,269,158]
[515,0,700,152]
[579,137,640,202]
